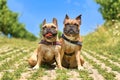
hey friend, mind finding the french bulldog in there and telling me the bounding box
[60,14,84,70]
[28,18,62,70]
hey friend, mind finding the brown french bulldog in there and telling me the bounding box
[28,18,62,70]
[60,14,84,70]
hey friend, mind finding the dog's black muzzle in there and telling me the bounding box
[64,25,79,35]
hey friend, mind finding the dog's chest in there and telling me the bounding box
[42,45,59,61]
[64,40,77,52]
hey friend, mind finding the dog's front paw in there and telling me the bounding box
[55,66,63,70]
[33,65,39,70]
[59,66,63,70]
[78,66,84,70]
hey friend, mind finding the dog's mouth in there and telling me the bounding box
[43,32,57,39]
[68,29,78,34]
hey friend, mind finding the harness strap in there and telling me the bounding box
[62,34,82,46]
[64,52,75,56]
[39,40,61,45]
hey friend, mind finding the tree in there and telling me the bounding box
[95,0,120,21]
[0,0,37,41]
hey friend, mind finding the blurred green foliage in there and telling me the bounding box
[95,0,120,21]
[0,0,37,41]
[83,20,120,54]
[58,30,62,38]
[84,0,120,55]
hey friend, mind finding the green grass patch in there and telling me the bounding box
[55,69,69,80]
[28,68,45,80]
[84,50,120,73]
[78,70,93,80]
[82,52,116,80]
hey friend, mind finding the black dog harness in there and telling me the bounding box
[39,40,61,45]
[62,34,82,46]
[62,34,82,56]
[64,52,75,56]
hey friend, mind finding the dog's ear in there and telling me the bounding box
[42,19,46,26]
[64,14,69,24]
[76,15,82,24]
[53,18,58,27]
[65,14,69,19]
[76,14,81,20]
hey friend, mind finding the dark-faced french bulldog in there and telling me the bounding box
[60,14,84,70]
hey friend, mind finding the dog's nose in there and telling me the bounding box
[47,28,51,32]
[69,29,74,34]
[70,26,74,30]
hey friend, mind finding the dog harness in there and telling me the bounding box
[64,52,75,56]
[62,34,82,56]
[62,34,82,46]
[39,40,61,45]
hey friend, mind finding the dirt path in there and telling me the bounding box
[84,50,120,67]
[84,61,105,80]
[82,51,120,80]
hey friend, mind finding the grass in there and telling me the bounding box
[83,49,120,73]
[28,68,45,80]
[84,49,120,64]
[82,52,116,80]
[1,71,14,80]
[82,21,120,80]
[0,48,23,61]
[0,48,14,54]
[83,21,120,55]
[0,51,28,71]
[1,62,28,80]
[0,23,120,80]
[55,69,69,80]
[78,70,93,80]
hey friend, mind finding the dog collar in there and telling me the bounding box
[62,34,82,46]
[64,52,75,56]
[39,40,61,45]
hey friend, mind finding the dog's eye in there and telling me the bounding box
[43,26,47,29]
[74,23,78,26]
[51,26,56,29]
[65,23,70,26]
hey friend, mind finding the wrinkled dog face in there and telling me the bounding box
[42,18,58,39]
[64,14,81,36]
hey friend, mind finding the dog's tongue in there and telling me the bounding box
[45,33,52,37]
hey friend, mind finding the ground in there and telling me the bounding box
[0,37,120,80]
